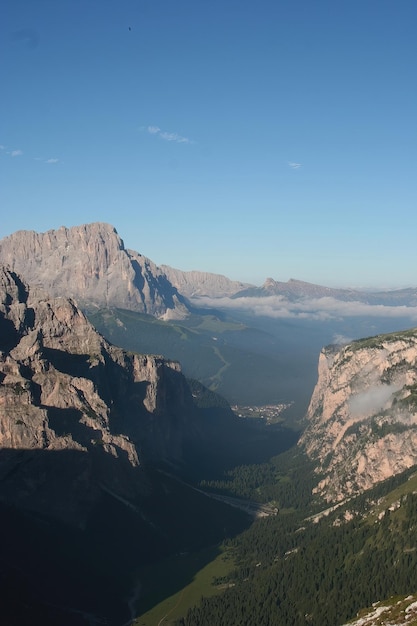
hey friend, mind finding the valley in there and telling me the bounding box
[3,0,416,619]
[2,223,417,625]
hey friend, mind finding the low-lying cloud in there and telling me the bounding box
[349,384,401,418]
[189,294,417,322]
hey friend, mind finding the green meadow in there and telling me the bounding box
[134,545,235,626]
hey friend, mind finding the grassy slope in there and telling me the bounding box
[134,546,236,626]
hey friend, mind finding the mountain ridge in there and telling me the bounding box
[3,222,417,313]
[161,265,253,298]
[234,276,417,306]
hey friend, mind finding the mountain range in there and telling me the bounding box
[232,276,417,306]
[3,222,417,500]
[3,222,417,413]
[2,222,417,317]
[2,222,417,624]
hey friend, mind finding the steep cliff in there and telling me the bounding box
[0,222,189,319]
[300,329,417,502]
[0,265,200,524]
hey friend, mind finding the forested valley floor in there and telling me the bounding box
[137,447,417,626]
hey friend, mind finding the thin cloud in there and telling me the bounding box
[333,333,353,345]
[4,145,60,163]
[146,125,193,144]
[159,131,191,144]
[288,161,302,169]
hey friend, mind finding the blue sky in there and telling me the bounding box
[1,0,416,288]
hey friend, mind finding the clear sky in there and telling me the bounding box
[1,0,416,288]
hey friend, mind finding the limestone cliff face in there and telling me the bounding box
[0,266,199,524]
[299,329,417,502]
[0,222,189,319]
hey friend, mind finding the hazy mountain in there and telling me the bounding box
[300,327,417,502]
[0,222,190,319]
[160,265,253,297]
[234,276,417,306]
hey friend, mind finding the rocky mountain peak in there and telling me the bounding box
[0,222,190,319]
[263,277,277,289]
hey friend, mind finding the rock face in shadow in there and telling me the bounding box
[299,329,417,502]
[0,222,190,319]
[0,266,252,625]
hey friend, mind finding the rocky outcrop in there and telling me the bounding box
[160,265,253,297]
[299,329,417,502]
[0,222,190,319]
[0,266,200,525]
[340,595,417,626]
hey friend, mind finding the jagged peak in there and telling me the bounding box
[6,221,122,241]
[263,277,277,288]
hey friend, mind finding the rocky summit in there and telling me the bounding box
[300,329,417,502]
[0,222,190,319]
